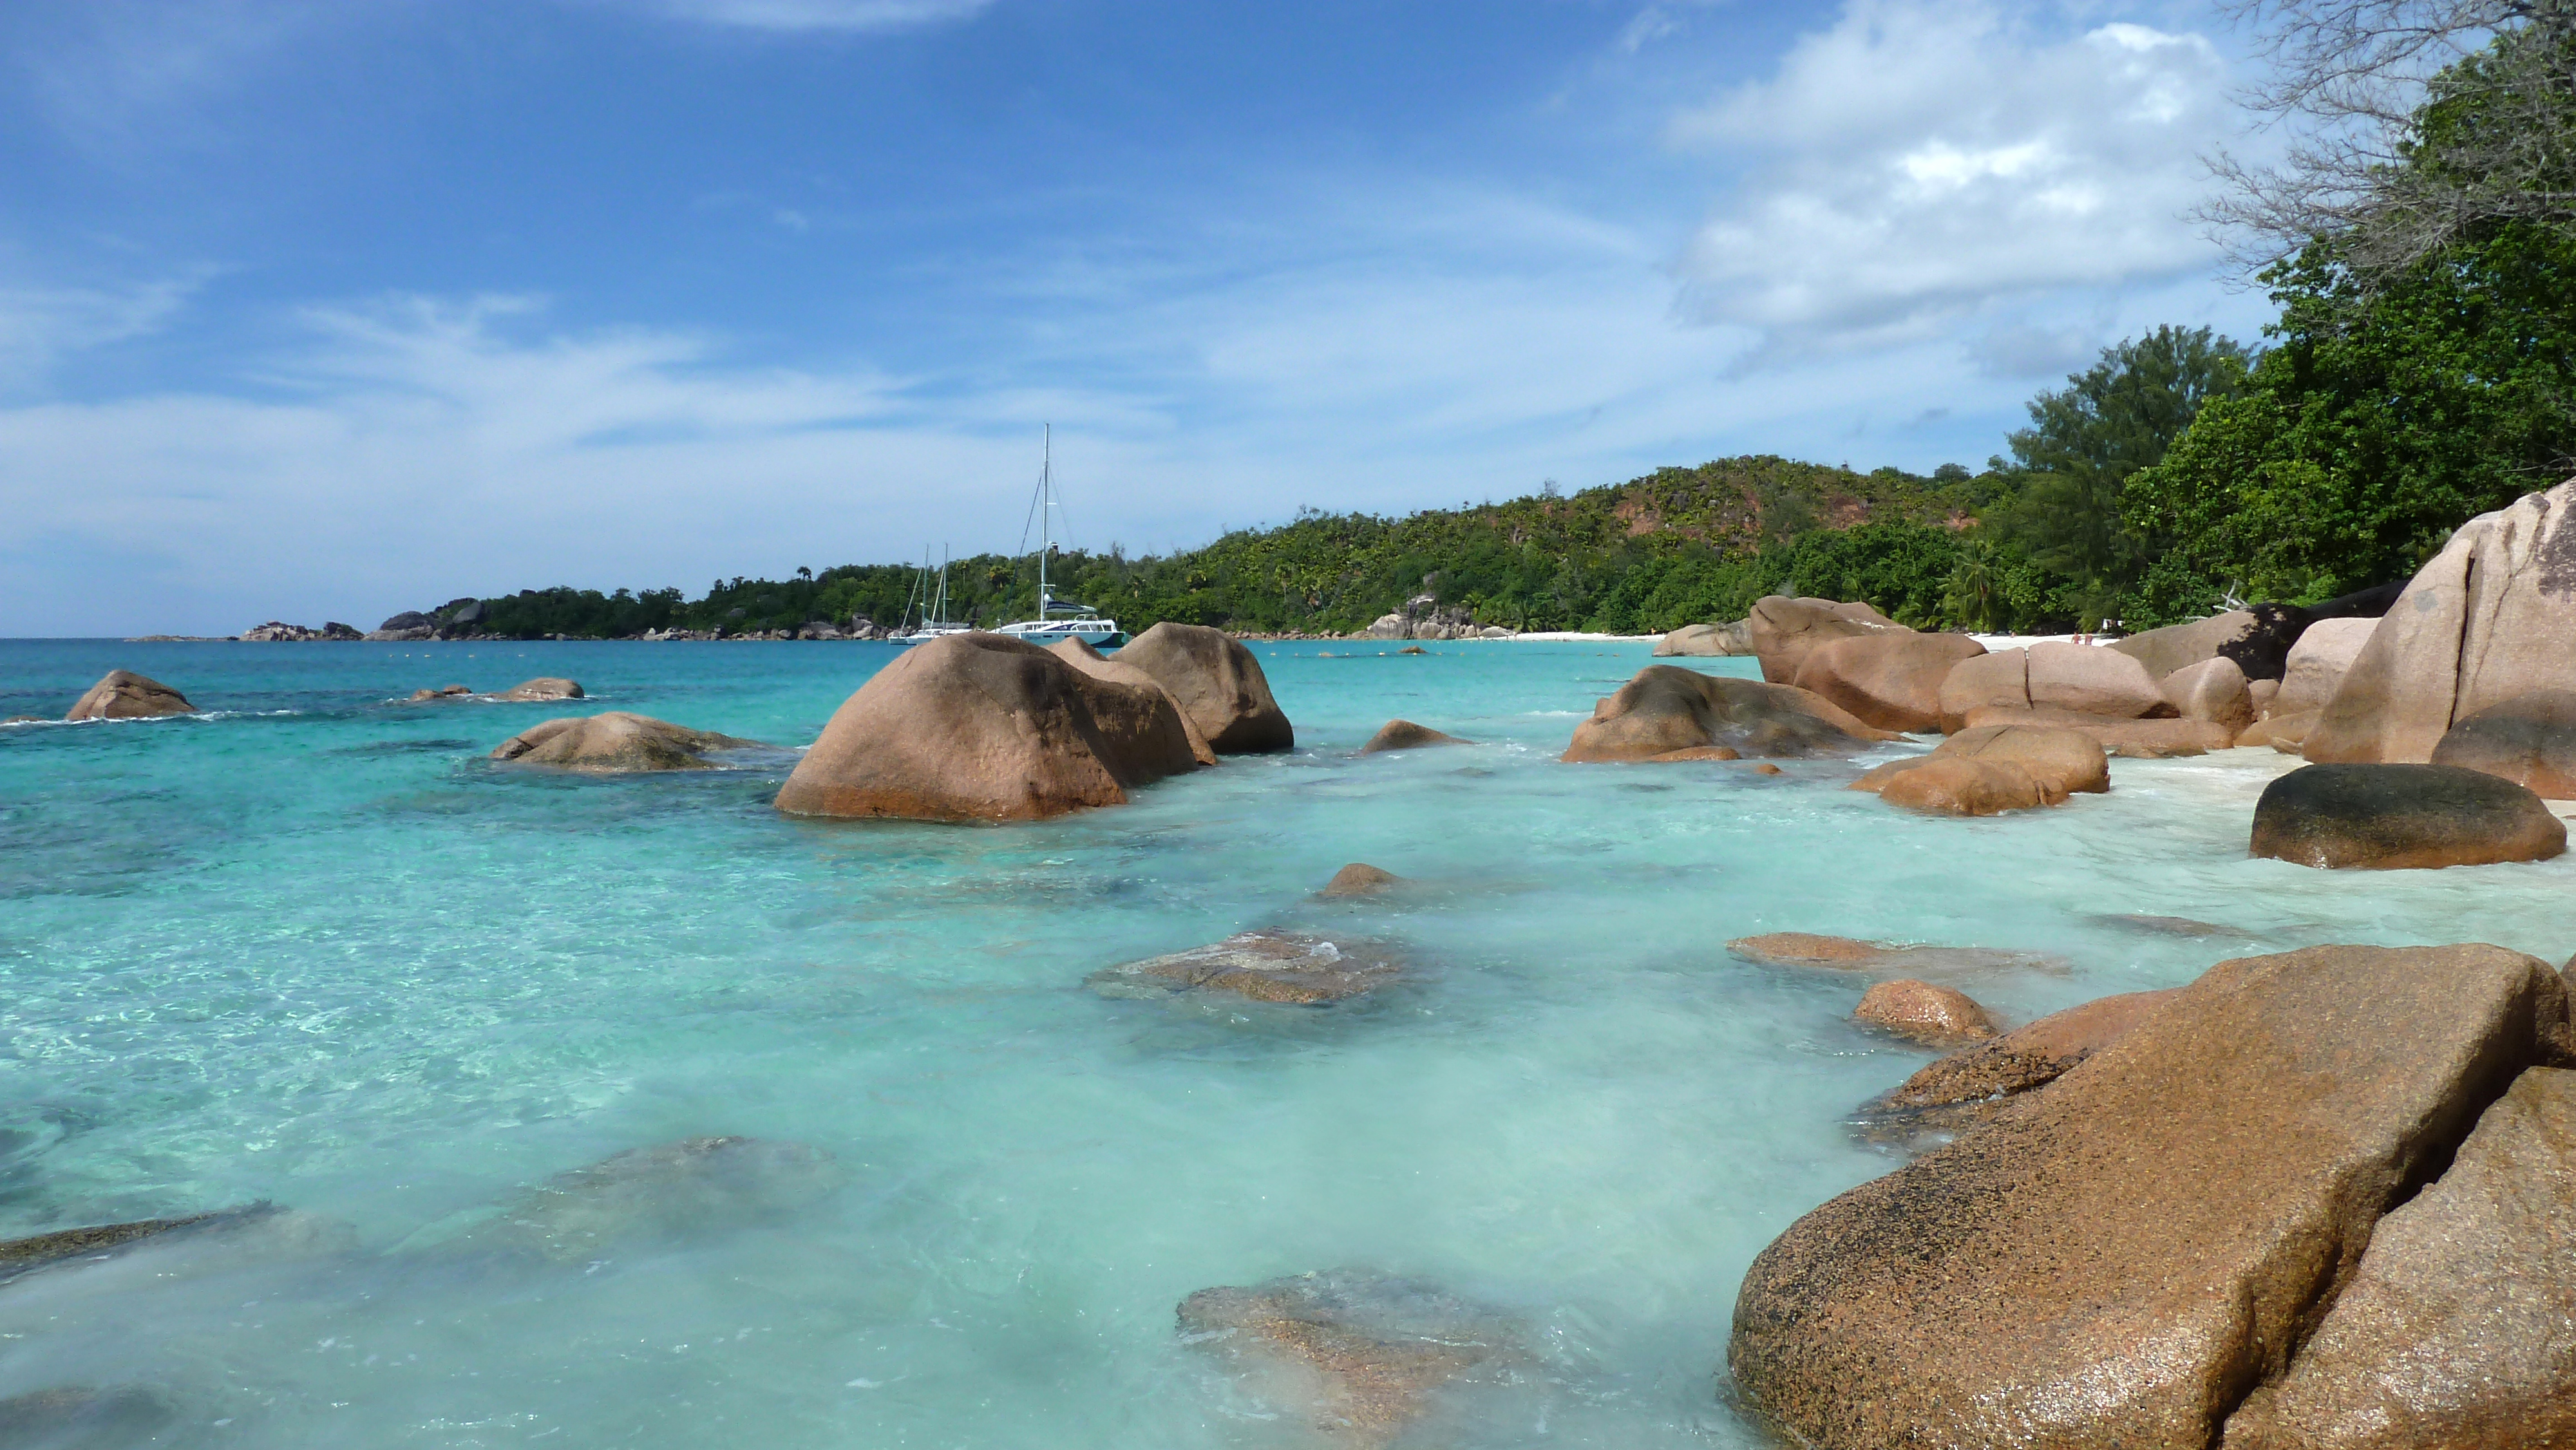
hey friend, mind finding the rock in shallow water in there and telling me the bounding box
[490,712,762,772]
[1790,632,1985,734]
[1852,979,1995,1047]
[1852,987,2177,1140]
[2250,762,2566,869]
[468,1136,838,1262]
[2429,688,2576,798]
[1730,944,2576,1450]
[0,1204,284,1286]
[495,677,583,702]
[1117,621,1294,754]
[1727,932,2054,980]
[1089,931,1403,1004]
[0,1386,176,1445]
[1562,667,1893,763]
[1178,1269,1520,1447]
[1318,863,1405,899]
[1357,719,1468,753]
[64,670,192,721]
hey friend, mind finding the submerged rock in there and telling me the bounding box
[1089,931,1402,1004]
[1852,979,1996,1048]
[1117,622,1294,754]
[2094,913,2235,937]
[0,1386,176,1445]
[1178,1269,1520,1447]
[1726,933,2054,979]
[1357,719,1469,753]
[408,684,472,702]
[495,677,584,702]
[490,712,762,772]
[469,1136,838,1263]
[1730,945,2575,1449]
[2221,1066,2576,1449]
[1318,863,1406,899]
[64,670,192,720]
[0,1205,281,1285]
[2251,762,2566,869]
[1562,667,1894,762]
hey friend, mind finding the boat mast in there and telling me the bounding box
[1037,423,1051,619]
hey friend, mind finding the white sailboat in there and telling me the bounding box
[997,425,1125,648]
[897,546,973,645]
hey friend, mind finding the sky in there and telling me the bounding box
[0,0,2282,636]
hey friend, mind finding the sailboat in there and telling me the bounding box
[897,546,973,645]
[997,425,1125,648]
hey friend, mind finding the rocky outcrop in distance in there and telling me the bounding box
[238,621,362,641]
[66,670,194,720]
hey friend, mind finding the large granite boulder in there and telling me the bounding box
[491,712,761,771]
[2307,478,2576,763]
[2221,1066,2576,1449]
[1790,632,1986,734]
[495,677,584,702]
[2159,656,2255,733]
[2108,610,2257,681]
[2428,688,2576,798]
[1860,757,2052,814]
[775,632,1202,821]
[1960,706,2235,757]
[2251,762,2566,869]
[2026,641,2163,717]
[1855,724,2110,808]
[1562,666,1895,762]
[1747,596,1908,684]
[1115,622,1293,753]
[1358,719,1468,753]
[1047,639,1217,765]
[1852,979,1996,1047]
[2238,709,2320,751]
[1855,988,2178,1139]
[1177,1270,1521,1445]
[1936,648,2031,731]
[2270,617,2375,719]
[1654,621,1753,656]
[1088,931,1401,1004]
[65,670,193,720]
[1732,945,2576,1449]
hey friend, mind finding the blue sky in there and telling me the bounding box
[1,0,2275,635]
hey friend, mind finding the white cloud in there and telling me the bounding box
[639,0,995,31]
[1669,1,2238,355]
[0,276,198,390]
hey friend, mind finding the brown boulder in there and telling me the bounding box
[491,712,760,771]
[1853,979,1996,1046]
[2159,656,2254,733]
[1936,648,2030,731]
[1358,719,1469,753]
[1732,945,2576,1449]
[496,677,584,702]
[65,670,193,720]
[774,632,1202,822]
[1747,595,1909,684]
[1319,863,1405,898]
[1562,666,1895,762]
[2248,677,2280,716]
[2307,477,2576,764]
[1653,621,1754,656]
[1047,638,1218,765]
[2108,610,2259,681]
[1088,931,1401,1004]
[2221,1067,2576,1449]
[1790,632,1987,733]
[2238,710,2320,751]
[1856,988,2179,1137]
[2025,641,2163,717]
[1651,744,1742,761]
[1115,621,1293,753]
[1938,723,2109,795]
[1727,933,2056,979]
[1873,757,2051,814]
[1177,1270,1519,1446]
[2251,762,2567,869]
[2269,617,2374,719]
[2429,688,2576,798]
[1962,706,2233,757]
[409,684,471,701]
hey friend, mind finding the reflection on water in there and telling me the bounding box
[1,637,2570,1446]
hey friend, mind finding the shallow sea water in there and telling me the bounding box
[3,637,2573,1447]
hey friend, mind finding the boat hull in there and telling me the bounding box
[996,621,1127,649]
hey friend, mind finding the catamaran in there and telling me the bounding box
[997,425,1125,648]
[896,547,973,645]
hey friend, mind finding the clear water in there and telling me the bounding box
[3,638,2571,1447]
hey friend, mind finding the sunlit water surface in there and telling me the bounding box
[3,638,2570,1447]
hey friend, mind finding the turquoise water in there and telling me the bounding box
[5,638,2573,1447]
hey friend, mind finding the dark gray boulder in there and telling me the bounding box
[2250,763,2567,869]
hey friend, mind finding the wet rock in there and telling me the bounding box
[472,1136,837,1262]
[1727,933,2054,979]
[1653,621,1753,657]
[1747,596,1909,684]
[2025,641,2164,718]
[774,632,1202,822]
[495,677,584,702]
[1937,723,2109,795]
[1318,863,1405,899]
[2220,1066,2576,1449]
[0,1386,176,1445]
[64,671,192,721]
[1047,639,1218,765]
[1870,757,2050,814]
[1936,648,2030,731]
[1562,666,1895,762]
[0,1205,283,1286]
[2108,610,2258,681]
[2238,710,2319,750]
[1853,988,2178,1138]
[2095,914,2234,937]
[1649,744,1739,761]
[1853,979,1996,1047]
[2159,656,2254,734]
[1790,632,1987,734]
[1396,645,1427,655]
[1178,1269,1519,1447]
[1117,622,1294,753]
[1090,931,1403,1004]
[1358,720,1468,754]
[2270,617,2376,719]
[2307,476,2576,764]
[490,712,762,772]
[1734,945,2575,1449]
[2429,688,2576,798]
[2251,762,2566,869]
[408,684,471,702]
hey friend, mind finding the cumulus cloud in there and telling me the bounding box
[1670,1,2238,355]
[639,0,995,31]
